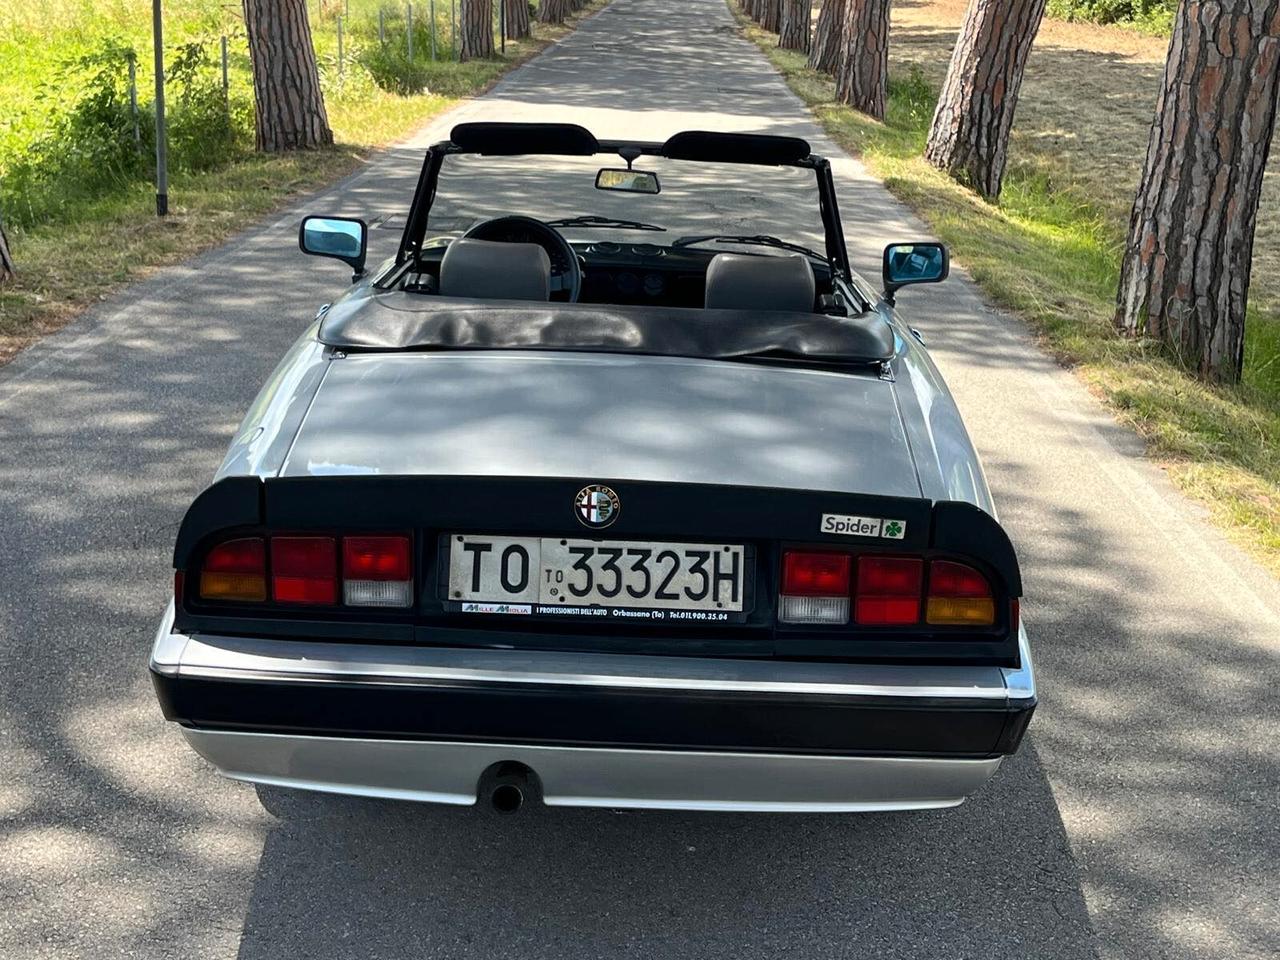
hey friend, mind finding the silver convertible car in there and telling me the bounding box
[150,122,1035,814]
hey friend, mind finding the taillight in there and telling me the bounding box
[195,532,413,609]
[776,550,1000,631]
[271,536,337,604]
[926,560,994,625]
[199,537,267,602]
[855,557,922,625]
[343,536,413,607]
[779,551,850,623]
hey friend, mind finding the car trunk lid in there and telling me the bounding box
[281,351,921,498]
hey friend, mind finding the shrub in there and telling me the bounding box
[1046,0,1177,30]
[356,45,434,95]
[166,41,251,172]
[1,38,147,227]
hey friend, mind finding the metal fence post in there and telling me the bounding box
[379,8,385,46]
[337,15,344,73]
[407,3,414,61]
[220,35,229,106]
[151,0,168,216]
[430,0,437,61]
[127,54,141,152]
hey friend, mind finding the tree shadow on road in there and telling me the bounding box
[234,742,1098,960]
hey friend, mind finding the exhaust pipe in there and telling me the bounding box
[490,780,524,814]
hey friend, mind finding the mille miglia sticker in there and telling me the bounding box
[821,514,907,539]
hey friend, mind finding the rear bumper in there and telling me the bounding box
[150,603,1035,812]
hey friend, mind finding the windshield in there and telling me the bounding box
[427,153,826,257]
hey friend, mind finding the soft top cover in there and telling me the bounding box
[318,291,894,364]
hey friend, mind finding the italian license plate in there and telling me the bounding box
[446,535,747,620]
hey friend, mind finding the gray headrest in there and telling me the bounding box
[704,252,816,313]
[439,238,551,301]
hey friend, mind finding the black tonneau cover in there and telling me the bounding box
[318,291,895,363]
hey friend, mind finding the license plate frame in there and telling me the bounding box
[440,533,755,624]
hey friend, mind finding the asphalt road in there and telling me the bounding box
[2,1,1277,957]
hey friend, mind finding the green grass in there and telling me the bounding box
[734,8,1280,572]
[0,0,606,362]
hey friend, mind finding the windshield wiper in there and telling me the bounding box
[545,214,666,232]
[672,234,826,260]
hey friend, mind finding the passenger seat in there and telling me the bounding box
[439,238,551,301]
[704,252,816,312]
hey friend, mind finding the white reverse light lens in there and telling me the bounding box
[779,595,849,625]
[344,579,413,608]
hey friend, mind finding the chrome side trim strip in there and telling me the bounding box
[182,729,1001,813]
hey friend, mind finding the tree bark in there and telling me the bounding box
[242,0,332,152]
[0,217,14,284]
[505,0,531,39]
[779,0,813,51]
[808,0,845,71]
[923,0,1046,201]
[1114,0,1280,383]
[460,0,495,59]
[760,0,784,32]
[834,0,889,119]
[539,0,572,24]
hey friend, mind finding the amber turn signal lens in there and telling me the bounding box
[199,537,266,602]
[926,596,995,625]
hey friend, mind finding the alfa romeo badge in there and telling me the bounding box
[574,484,620,529]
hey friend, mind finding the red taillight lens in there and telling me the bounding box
[343,536,411,581]
[782,552,851,596]
[199,537,266,602]
[926,560,994,625]
[271,536,337,604]
[343,535,413,607]
[779,550,851,623]
[855,557,922,625]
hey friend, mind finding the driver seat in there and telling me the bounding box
[439,239,551,301]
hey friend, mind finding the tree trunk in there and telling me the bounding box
[834,0,889,120]
[1114,1,1280,383]
[460,0,495,59]
[539,0,571,24]
[242,0,332,152]
[505,0,531,39]
[779,0,813,51]
[923,0,1045,201]
[760,0,784,32]
[0,217,14,284]
[808,0,845,72]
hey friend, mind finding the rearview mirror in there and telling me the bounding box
[882,242,948,301]
[299,215,368,277]
[595,168,661,194]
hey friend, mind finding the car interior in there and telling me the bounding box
[398,231,843,314]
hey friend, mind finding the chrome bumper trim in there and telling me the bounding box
[181,728,1002,813]
[151,602,1034,701]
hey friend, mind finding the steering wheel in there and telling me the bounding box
[462,215,582,303]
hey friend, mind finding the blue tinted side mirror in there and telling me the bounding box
[299,215,368,279]
[882,242,948,302]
